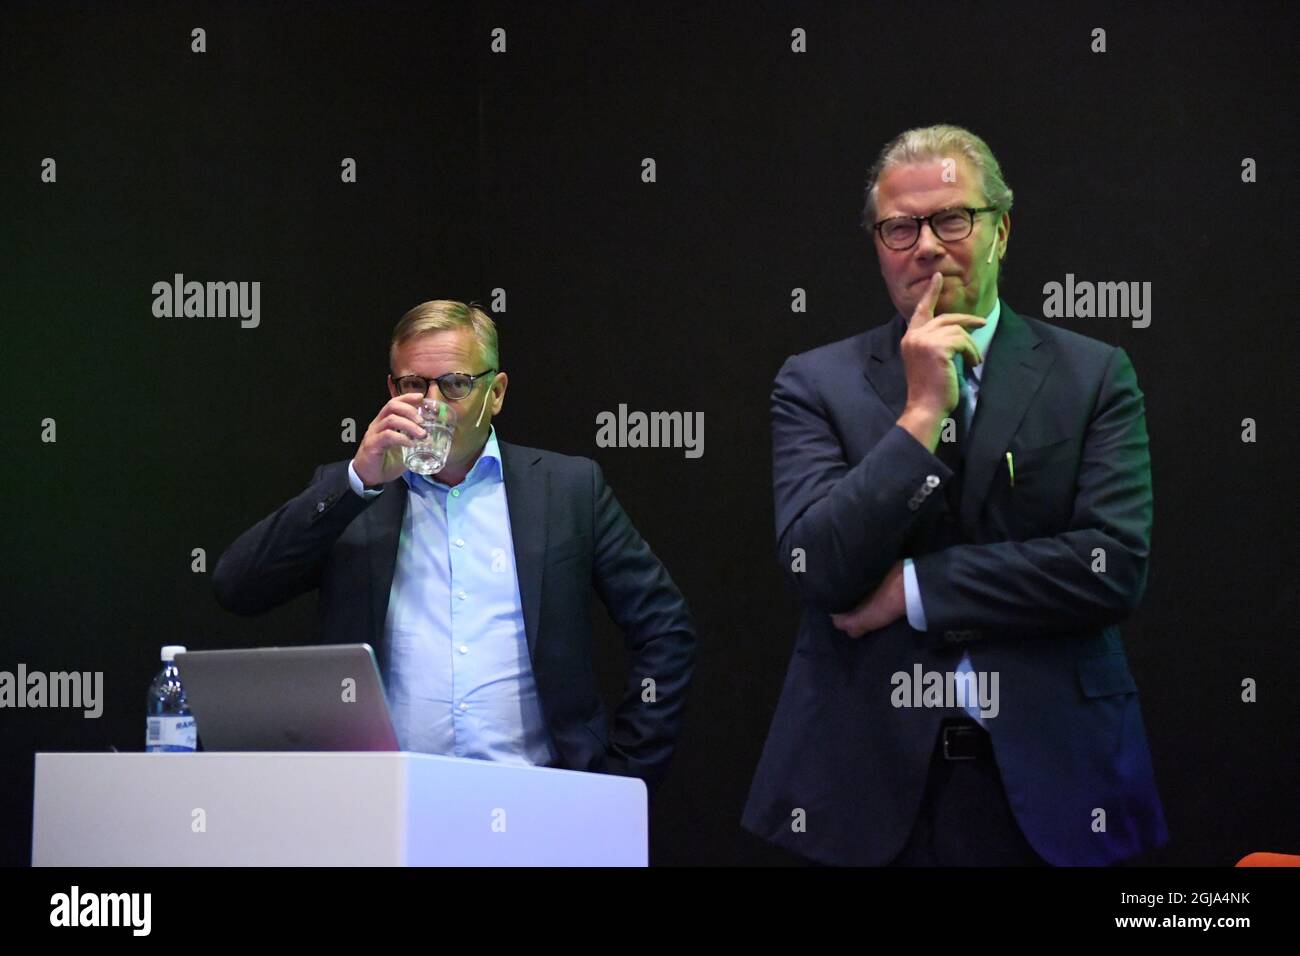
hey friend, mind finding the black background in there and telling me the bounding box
[2,0,1297,867]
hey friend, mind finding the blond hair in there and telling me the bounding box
[389,300,498,372]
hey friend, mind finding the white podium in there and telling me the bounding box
[32,752,647,866]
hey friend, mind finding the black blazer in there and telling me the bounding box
[742,300,1168,865]
[213,440,697,796]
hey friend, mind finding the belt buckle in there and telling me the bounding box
[942,723,979,761]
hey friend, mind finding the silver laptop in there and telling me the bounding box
[174,644,399,751]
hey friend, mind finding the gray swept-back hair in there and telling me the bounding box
[862,124,1014,228]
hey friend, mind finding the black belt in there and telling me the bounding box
[939,717,993,761]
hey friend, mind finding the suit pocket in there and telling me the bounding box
[1077,653,1138,698]
[1000,434,1077,536]
[1012,435,1075,473]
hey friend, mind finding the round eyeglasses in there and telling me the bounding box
[873,206,999,251]
[392,369,496,402]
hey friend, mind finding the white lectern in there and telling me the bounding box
[32,752,647,866]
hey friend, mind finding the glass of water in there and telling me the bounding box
[404,398,457,475]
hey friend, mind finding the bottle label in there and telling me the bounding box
[146,715,197,752]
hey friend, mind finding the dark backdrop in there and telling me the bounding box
[3,0,1297,867]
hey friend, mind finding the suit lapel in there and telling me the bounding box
[862,312,910,418]
[365,474,409,652]
[863,300,1054,529]
[961,301,1053,526]
[499,441,548,659]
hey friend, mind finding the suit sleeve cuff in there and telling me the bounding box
[347,460,385,498]
[903,557,927,630]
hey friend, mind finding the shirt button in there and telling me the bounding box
[458,702,468,711]
[451,489,460,497]
[458,590,467,601]
[458,644,469,654]
[316,502,326,512]
[454,538,465,548]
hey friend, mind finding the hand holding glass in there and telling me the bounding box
[404,399,457,475]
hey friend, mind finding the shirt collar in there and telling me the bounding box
[402,425,503,492]
[962,297,1001,382]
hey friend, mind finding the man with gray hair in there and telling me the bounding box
[215,300,696,797]
[743,125,1167,865]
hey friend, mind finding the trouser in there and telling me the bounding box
[887,716,1048,867]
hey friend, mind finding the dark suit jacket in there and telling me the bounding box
[213,439,696,796]
[741,299,1168,865]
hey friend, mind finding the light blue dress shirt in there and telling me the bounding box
[346,426,559,765]
[902,298,1001,724]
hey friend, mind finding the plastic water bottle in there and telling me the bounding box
[146,645,197,752]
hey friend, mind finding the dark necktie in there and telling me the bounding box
[935,359,978,514]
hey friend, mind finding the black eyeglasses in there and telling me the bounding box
[392,369,496,402]
[873,206,999,251]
